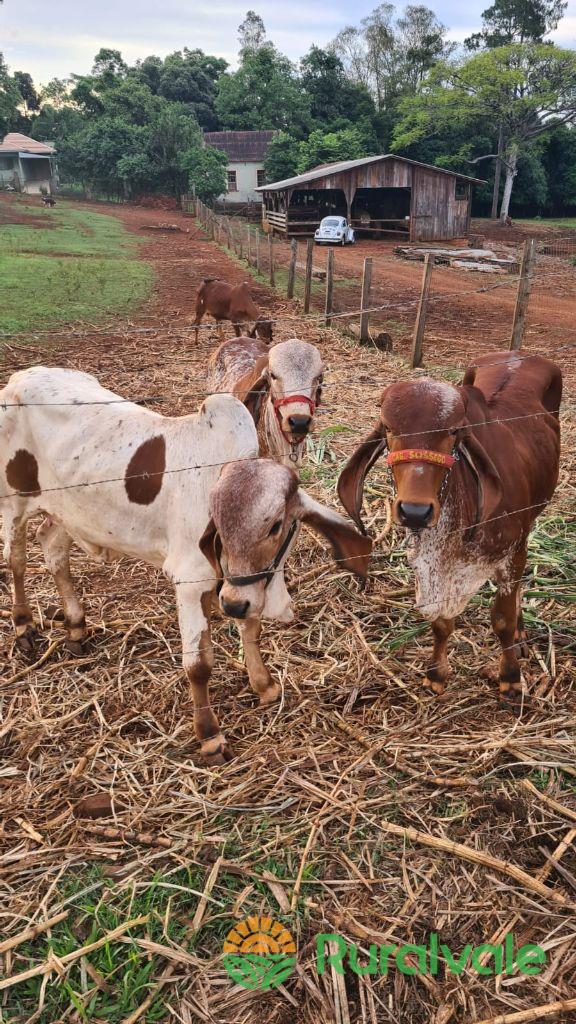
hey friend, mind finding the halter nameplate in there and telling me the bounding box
[386,449,456,469]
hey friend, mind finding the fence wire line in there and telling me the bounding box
[0,260,573,343]
[0,407,564,502]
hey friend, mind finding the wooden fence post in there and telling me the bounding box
[303,238,314,313]
[246,226,251,265]
[287,238,298,298]
[325,249,334,326]
[227,220,232,252]
[510,238,536,351]
[255,230,260,274]
[410,253,434,369]
[269,233,275,287]
[359,257,373,342]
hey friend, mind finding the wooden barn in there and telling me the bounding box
[256,154,484,242]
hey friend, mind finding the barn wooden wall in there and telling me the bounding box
[264,157,474,241]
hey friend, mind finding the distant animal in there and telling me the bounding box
[42,196,56,207]
[208,337,323,467]
[338,352,562,711]
[1,366,370,763]
[193,278,273,344]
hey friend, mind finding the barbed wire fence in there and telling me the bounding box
[192,197,576,371]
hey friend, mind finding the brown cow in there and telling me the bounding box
[193,278,273,344]
[338,352,562,711]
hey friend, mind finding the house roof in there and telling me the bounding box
[0,132,54,155]
[256,154,485,192]
[203,130,274,163]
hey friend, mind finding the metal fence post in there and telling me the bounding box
[410,254,434,368]
[325,249,334,326]
[510,238,536,351]
[287,239,298,299]
[359,257,373,342]
[303,239,314,313]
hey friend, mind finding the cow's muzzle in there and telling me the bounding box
[287,413,312,436]
[398,502,434,530]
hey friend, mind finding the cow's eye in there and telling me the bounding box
[268,520,282,537]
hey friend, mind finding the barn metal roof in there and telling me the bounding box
[0,132,54,154]
[203,130,274,162]
[256,154,485,191]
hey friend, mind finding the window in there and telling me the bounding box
[455,180,469,200]
[257,168,266,187]
[227,170,238,192]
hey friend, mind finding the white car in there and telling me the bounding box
[314,216,355,246]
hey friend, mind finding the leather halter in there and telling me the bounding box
[273,391,320,462]
[386,442,483,537]
[216,520,298,592]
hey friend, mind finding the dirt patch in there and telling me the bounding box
[0,193,56,229]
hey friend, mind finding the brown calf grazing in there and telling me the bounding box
[208,336,323,467]
[338,352,562,711]
[193,278,273,344]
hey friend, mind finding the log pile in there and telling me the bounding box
[394,245,519,274]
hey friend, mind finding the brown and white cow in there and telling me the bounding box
[193,278,273,344]
[208,337,323,468]
[338,353,562,710]
[1,367,370,763]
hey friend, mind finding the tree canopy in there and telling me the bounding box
[1,3,574,217]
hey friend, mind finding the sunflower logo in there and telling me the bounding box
[223,915,297,990]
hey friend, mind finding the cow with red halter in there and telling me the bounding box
[208,337,323,468]
[337,352,562,711]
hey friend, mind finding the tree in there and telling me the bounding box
[216,48,311,136]
[300,46,377,129]
[155,49,226,128]
[180,143,227,203]
[297,125,372,172]
[392,43,576,221]
[264,131,300,182]
[14,72,39,114]
[0,54,22,136]
[238,11,270,59]
[465,0,567,49]
[330,4,453,113]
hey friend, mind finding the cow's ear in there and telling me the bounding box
[460,386,503,523]
[243,355,269,423]
[198,518,222,578]
[294,490,373,580]
[337,423,387,534]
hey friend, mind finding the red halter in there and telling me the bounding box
[386,449,456,469]
[273,394,318,418]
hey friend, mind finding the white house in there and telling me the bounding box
[203,130,274,204]
[0,133,58,194]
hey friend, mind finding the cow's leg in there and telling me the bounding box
[37,518,85,654]
[5,515,35,650]
[232,321,241,338]
[425,616,454,695]
[491,560,525,713]
[177,585,230,764]
[239,617,280,705]
[515,590,529,659]
[193,313,203,344]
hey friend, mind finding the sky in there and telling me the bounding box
[2,0,576,86]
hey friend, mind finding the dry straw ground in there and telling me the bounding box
[1,203,575,1024]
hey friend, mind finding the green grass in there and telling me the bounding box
[0,199,153,334]
[4,855,318,1023]
[515,217,576,229]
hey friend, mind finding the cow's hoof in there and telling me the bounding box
[65,638,85,657]
[259,681,281,706]
[15,627,38,657]
[499,689,524,716]
[515,633,530,659]
[205,743,233,766]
